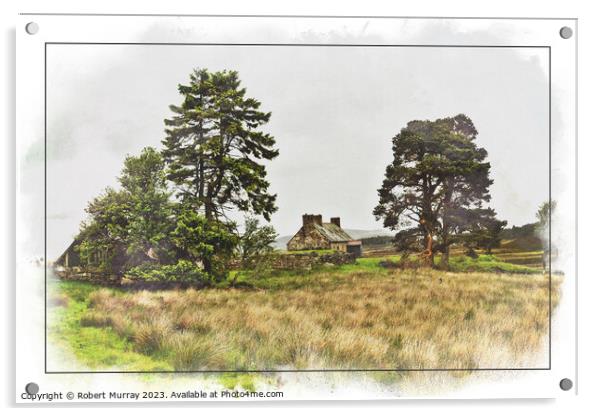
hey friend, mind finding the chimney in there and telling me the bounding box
[302,214,312,228]
[330,217,341,228]
[302,214,323,228]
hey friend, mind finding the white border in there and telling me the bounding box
[15,14,576,402]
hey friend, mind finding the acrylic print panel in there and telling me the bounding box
[16,15,576,402]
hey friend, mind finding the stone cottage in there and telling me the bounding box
[286,214,362,256]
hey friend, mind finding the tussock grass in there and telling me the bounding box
[133,316,171,354]
[48,281,173,371]
[71,268,560,371]
[80,311,113,327]
[168,332,228,370]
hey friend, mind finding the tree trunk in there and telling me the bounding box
[423,231,434,268]
[438,182,453,270]
[440,245,450,270]
[202,204,215,276]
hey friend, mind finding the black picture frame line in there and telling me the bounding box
[44,42,552,374]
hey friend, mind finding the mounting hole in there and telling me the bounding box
[559,26,573,39]
[25,22,39,35]
[25,382,39,395]
[559,378,573,391]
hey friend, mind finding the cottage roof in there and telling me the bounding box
[314,222,353,243]
[55,238,81,265]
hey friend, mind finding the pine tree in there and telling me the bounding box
[374,114,498,268]
[460,208,507,255]
[162,68,279,222]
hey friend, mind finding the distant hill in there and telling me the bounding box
[273,235,291,250]
[273,228,394,250]
[500,222,543,252]
[361,235,394,247]
[500,222,538,240]
[344,229,395,240]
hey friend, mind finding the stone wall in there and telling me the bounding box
[229,251,356,271]
[54,267,122,286]
[271,251,357,271]
[57,251,358,284]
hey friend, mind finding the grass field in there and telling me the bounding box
[48,253,560,376]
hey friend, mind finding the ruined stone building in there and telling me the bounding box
[55,238,157,277]
[286,214,362,256]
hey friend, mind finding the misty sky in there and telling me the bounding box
[43,42,549,259]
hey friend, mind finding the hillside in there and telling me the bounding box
[499,222,543,252]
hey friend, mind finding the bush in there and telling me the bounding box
[171,209,238,282]
[238,216,277,269]
[126,260,211,283]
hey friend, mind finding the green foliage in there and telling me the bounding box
[361,235,394,247]
[119,147,176,263]
[536,200,556,270]
[162,68,279,221]
[76,188,131,272]
[238,216,277,269]
[373,114,502,266]
[77,147,176,273]
[230,255,395,291]
[536,200,556,229]
[71,69,283,283]
[535,201,555,247]
[126,260,211,283]
[228,251,542,293]
[76,148,241,281]
[171,208,238,280]
[441,254,540,274]
[461,208,508,254]
[500,222,538,240]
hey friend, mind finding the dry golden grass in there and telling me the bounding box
[80,269,560,371]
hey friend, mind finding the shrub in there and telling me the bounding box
[126,260,211,284]
[171,209,238,281]
[237,216,277,269]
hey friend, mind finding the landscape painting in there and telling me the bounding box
[44,43,558,391]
